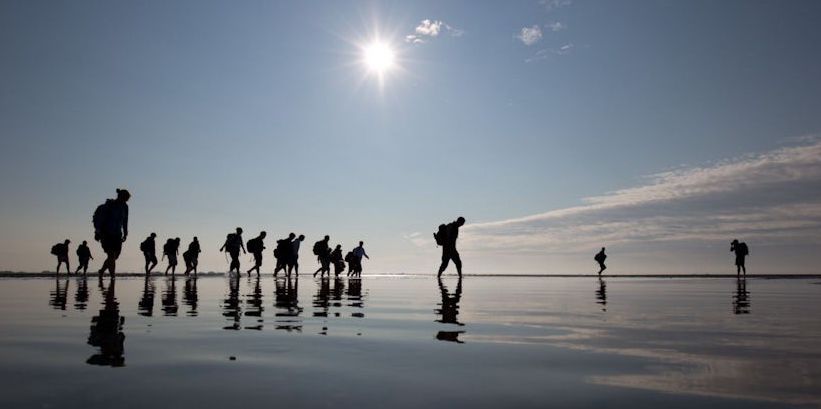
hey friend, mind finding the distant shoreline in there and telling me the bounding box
[1,271,819,279]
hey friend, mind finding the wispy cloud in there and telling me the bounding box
[539,0,573,12]
[525,43,574,62]
[455,140,821,254]
[405,19,464,44]
[516,25,543,46]
[547,21,567,32]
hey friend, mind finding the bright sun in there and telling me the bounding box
[363,41,395,74]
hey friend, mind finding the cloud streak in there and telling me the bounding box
[517,25,543,46]
[405,19,463,44]
[459,140,821,254]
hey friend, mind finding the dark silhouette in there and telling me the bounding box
[51,239,71,274]
[162,276,178,316]
[331,276,345,311]
[183,276,198,317]
[313,235,332,278]
[182,236,201,276]
[731,239,750,276]
[244,275,264,330]
[436,217,465,277]
[595,247,607,275]
[93,188,130,276]
[346,277,365,318]
[220,227,246,275]
[313,276,331,320]
[273,233,295,276]
[138,276,156,317]
[596,278,607,312]
[733,278,751,314]
[75,240,93,275]
[435,276,465,343]
[74,275,89,310]
[49,278,69,310]
[246,231,267,276]
[287,234,305,276]
[163,237,181,276]
[140,233,158,275]
[331,245,345,277]
[222,275,242,330]
[350,241,369,277]
[274,276,302,332]
[87,277,125,366]
[344,250,356,277]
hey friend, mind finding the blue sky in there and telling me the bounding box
[1,0,820,274]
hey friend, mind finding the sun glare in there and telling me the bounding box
[363,41,395,74]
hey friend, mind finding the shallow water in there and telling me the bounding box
[1,275,820,408]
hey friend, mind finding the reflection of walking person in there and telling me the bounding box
[594,247,607,275]
[730,239,749,276]
[435,217,465,277]
[93,188,130,277]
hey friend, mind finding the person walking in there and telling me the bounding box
[435,217,465,277]
[220,227,246,274]
[93,188,130,276]
[246,231,267,276]
[313,235,331,278]
[330,244,345,277]
[273,233,295,276]
[51,239,71,274]
[140,233,158,275]
[352,241,369,277]
[75,240,93,275]
[163,237,181,276]
[730,239,749,276]
[183,236,201,276]
[287,234,305,277]
[594,247,607,275]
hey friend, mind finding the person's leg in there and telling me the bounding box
[438,251,450,277]
[56,259,62,274]
[453,251,462,277]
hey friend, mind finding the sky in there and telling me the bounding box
[1,0,820,274]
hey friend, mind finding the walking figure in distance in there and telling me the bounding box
[246,231,267,276]
[93,188,130,276]
[183,236,201,276]
[352,241,369,277]
[435,217,465,277]
[163,237,181,275]
[273,233,295,276]
[51,239,71,274]
[730,239,749,276]
[594,247,607,275]
[75,240,93,275]
[140,233,158,275]
[220,227,246,275]
[313,235,332,277]
[345,250,356,277]
[287,234,305,276]
[331,245,345,277]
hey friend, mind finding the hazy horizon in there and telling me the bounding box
[2,0,820,275]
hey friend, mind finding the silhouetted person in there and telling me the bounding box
[183,276,198,316]
[93,188,130,277]
[74,274,89,310]
[435,276,464,343]
[163,237,181,275]
[730,239,749,276]
[596,278,607,312]
[183,236,201,276]
[140,233,158,275]
[49,277,69,310]
[138,276,156,317]
[87,277,125,366]
[595,247,607,275]
[733,278,750,314]
[351,241,369,277]
[313,235,332,278]
[345,251,356,277]
[220,227,246,274]
[273,233,295,276]
[51,239,71,274]
[75,240,93,275]
[287,234,305,276]
[436,217,465,277]
[246,231,267,276]
[331,245,345,276]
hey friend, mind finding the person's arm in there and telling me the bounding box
[220,243,226,252]
[364,250,369,259]
[241,240,246,254]
[122,206,129,242]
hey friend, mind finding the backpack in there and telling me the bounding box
[312,240,323,256]
[344,251,355,263]
[92,200,113,238]
[224,233,239,252]
[739,243,749,256]
[140,239,150,253]
[433,224,447,246]
[247,238,261,254]
[50,244,61,255]
[163,240,174,255]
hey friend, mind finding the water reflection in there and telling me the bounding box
[274,276,302,332]
[244,276,263,330]
[222,275,242,330]
[162,276,178,316]
[74,276,89,310]
[435,277,465,343]
[313,277,330,318]
[183,276,198,317]
[596,278,607,312]
[346,278,364,318]
[733,278,750,315]
[49,278,69,311]
[138,277,156,317]
[86,277,125,367]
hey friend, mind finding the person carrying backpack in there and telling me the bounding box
[344,251,356,277]
[313,235,331,278]
[351,241,369,277]
[273,233,295,276]
[246,231,267,276]
[93,188,130,276]
[164,237,181,275]
[183,236,201,276]
[220,227,246,274]
[731,239,750,276]
[330,244,345,277]
[75,240,93,275]
[436,217,465,278]
[594,247,607,276]
[286,234,305,277]
[51,239,71,274]
[141,233,158,275]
